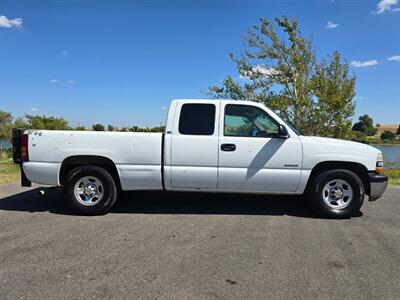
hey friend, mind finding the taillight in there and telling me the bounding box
[21,134,29,162]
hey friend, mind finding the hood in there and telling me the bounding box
[303,136,381,153]
[299,135,382,171]
[308,136,377,151]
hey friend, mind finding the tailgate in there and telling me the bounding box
[11,128,31,186]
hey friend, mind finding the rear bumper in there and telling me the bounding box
[368,172,388,201]
[20,164,32,187]
[22,162,61,186]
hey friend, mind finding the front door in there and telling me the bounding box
[170,101,220,189]
[218,103,302,192]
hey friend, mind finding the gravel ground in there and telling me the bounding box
[0,183,399,299]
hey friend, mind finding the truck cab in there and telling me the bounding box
[164,99,302,193]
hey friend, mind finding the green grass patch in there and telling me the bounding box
[0,158,20,184]
[385,169,400,186]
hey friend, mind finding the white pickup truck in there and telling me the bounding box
[12,99,388,217]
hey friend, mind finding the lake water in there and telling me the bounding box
[0,139,11,150]
[372,145,400,170]
[1,139,399,169]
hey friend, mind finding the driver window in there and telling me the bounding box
[224,104,279,137]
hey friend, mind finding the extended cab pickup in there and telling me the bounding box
[12,99,388,217]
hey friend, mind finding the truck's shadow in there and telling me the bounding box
[0,187,362,219]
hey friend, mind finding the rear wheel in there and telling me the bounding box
[64,166,118,215]
[307,169,364,218]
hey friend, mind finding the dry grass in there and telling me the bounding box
[376,124,399,134]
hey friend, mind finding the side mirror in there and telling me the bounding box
[277,124,290,139]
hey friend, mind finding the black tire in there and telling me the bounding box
[64,166,118,215]
[306,169,365,218]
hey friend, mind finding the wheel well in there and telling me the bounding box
[59,155,122,190]
[306,161,370,195]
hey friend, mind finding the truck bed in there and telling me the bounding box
[23,130,163,190]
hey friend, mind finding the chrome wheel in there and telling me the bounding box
[322,179,353,209]
[73,176,104,206]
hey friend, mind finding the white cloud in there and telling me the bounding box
[58,50,68,58]
[240,65,279,80]
[0,15,23,29]
[31,107,39,112]
[253,65,279,76]
[376,0,399,13]
[387,55,400,62]
[350,60,378,67]
[68,80,75,84]
[49,79,60,84]
[254,65,279,76]
[326,21,339,29]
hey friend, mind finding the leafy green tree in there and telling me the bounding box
[19,115,70,130]
[351,130,368,144]
[107,125,114,131]
[75,126,86,131]
[130,126,139,132]
[380,130,395,141]
[352,114,377,136]
[92,124,105,131]
[208,16,356,139]
[0,111,13,140]
[150,126,165,132]
[14,117,29,129]
[397,125,400,135]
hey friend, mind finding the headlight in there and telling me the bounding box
[376,153,384,173]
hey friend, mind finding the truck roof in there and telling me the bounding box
[172,98,258,105]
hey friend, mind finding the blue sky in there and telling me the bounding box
[1,0,399,127]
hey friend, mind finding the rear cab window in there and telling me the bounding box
[178,104,216,135]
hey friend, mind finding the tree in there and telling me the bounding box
[92,123,105,131]
[130,126,139,132]
[352,114,377,136]
[351,130,368,144]
[107,125,114,131]
[17,115,70,130]
[150,126,165,132]
[14,117,28,129]
[380,130,395,141]
[75,126,86,131]
[208,16,356,139]
[397,125,400,135]
[0,111,13,140]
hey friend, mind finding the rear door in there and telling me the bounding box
[169,101,220,189]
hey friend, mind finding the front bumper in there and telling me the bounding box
[368,172,388,201]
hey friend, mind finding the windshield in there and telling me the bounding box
[284,120,301,136]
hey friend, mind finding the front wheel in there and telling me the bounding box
[307,169,365,218]
[64,166,118,215]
